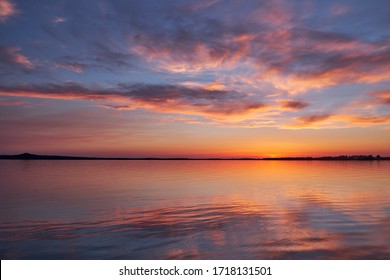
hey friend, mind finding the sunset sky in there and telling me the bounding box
[0,0,389,157]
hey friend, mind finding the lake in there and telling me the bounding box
[0,160,389,259]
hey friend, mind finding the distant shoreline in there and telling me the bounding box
[0,153,389,160]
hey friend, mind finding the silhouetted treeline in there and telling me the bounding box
[262,155,388,160]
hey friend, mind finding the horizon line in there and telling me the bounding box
[0,153,389,161]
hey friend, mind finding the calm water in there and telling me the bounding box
[0,160,389,259]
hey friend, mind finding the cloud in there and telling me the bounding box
[0,0,16,22]
[123,1,257,73]
[279,100,309,110]
[0,82,268,119]
[0,45,34,69]
[130,32,252,73]
[347,115,390,124]
[287,113,390,129]
[5,0,387,96]
[0,0,389,131]
[52,43,138,74]
[56,61,85,73]
[351,90,390,109]
[370,91,390,106]
[52,17,68,24]
[1,80,389,129]
[183,0,221,12]
[106,84,268,118]
[0,97,25,106]
[93,42,136,70]
[118,1,390,94]
[254,29,390,94]
[295,114,333,125]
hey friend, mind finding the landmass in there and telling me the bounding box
[0,153,389,160]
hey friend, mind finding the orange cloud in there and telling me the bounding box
[370,91,390,106]
[202,81,225,91]
[240,27,390,94]
[1,82,388,129]
[296,114,333,125]
[287,113,390,129]
[346,115,390,124]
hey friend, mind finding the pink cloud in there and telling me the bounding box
[287,113,390,129]
[370,91,390,106]
[248,0,292,26]
[184,0,220,11]
[0,0,16,22]
[0,45,34,68]
[52,17,67,24]
[56,62,84,73]
[131,39,251,73]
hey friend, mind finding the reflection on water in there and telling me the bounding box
[0,160,389,259]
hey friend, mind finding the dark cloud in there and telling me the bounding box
[279,100,309,110]
[369,91,390,106]
[0,82,267,117]
[91,42,137,70]
[297,114,332,124]
[0,45,33,68]
[54,43,137,74]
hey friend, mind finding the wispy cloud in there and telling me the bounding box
[0,0,16,22]
[0,97,25,106]
[296,114,333,125]
[119,1,390,94]
[329,4,350,16]
[0,82,268,119]
[1,81,388,129]
[287,113,390,129]
[279,100,309,110]
[347,115,390,124]
[0,45,33,68]
[52,17,68,24]
[56,61,85,73]
[370,91,390,106]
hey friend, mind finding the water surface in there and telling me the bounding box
[0,160,389,259]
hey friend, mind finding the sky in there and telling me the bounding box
[0,0,389,158]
